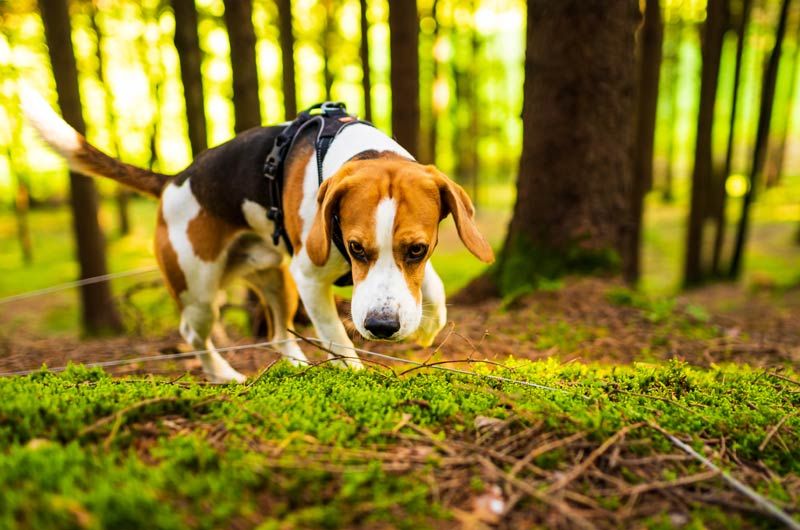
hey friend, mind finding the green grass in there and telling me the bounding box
[0,361,797,529]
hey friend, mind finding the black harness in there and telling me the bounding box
[262,102,372,286]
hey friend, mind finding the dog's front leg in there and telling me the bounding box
[413,261,448,347]
[290,256,364,369]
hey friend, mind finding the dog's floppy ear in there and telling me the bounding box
[306,172,350,266]
[430,168,495,264]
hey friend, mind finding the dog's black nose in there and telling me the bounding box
[365,315,400,339]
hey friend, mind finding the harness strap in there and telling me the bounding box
[263,102,371,287]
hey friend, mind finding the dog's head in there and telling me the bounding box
[305,156,494,341]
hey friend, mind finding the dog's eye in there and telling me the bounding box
[406,243,428,262]
[348,241,368,261]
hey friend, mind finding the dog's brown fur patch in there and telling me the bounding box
[154,206,187,301]
[186,208,241,262]
[284,135,315,251]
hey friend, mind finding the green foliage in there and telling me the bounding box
[0,360,797,528]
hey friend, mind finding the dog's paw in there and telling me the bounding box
[328,354,365,370]
[413,307,447,347]
[205,367,247,384]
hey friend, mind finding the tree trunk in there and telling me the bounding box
[321,0,334,100]
[223,0,268,337]
[764,19,800,187]
[276,0,297,119]
[38,0,123,335]
[684,0,727,287]
[88,4,130,236]
[625,0,663,284]
[359,0,372,122]
[388,0,420,157]
[661,20,683,203]
[15,179,33,265]
[426,0,439,164]
[729,0,793,278]
[468,7,480,206]
[171,0,207,156]
[711,0,752,276]
[138,6,163,172]
[6,135,33,265]
[494,0,639,295]
[1,48,34,265]
[223,0,261,133]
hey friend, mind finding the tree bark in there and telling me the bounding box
[223,0,268,337]
[711,0,752,276]
[494,0,639,294]
[321,0,334,100]
[88,3,130,236]
[138,3,163,171]
[223,0,261,133]
[625,0,663,284]
[171,0,207,156]
[38,0,123,335]
[276,0,297,119]
[661,20,684,203]
[359,0,372,122]
[388,0,420,157]
[764,18,800,187]
[684,0,727,287]
[426,0,439,164]
[729,0,793,278]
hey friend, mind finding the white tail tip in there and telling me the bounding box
[19,86,82,157]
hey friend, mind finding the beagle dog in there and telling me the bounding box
[23,94,494,382]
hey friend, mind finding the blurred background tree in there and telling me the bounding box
[2,0,800,336]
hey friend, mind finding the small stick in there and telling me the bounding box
[758,411,798,452]
[510,431,587,478]
[547,423,645,493]
[650,422,800,530]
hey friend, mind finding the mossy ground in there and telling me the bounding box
[1,360,798,529]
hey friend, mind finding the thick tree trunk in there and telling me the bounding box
[223,0,268,337]
[729,0,793,278]
[359,0,372,122]
[276,0,297,119]
[38,0,123,335]
[711,0,752,276]
[171,0,207,156]
[625,0,663,284]
[223,0,261,133]
[388,0,420,157]
[684,0,727,287]
[89,4,130,236]
[494,0,639,294]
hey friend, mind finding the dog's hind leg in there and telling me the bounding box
[245,266,309,366]
[179,301,246,383]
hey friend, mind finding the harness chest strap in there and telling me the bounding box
[262,102,373,286]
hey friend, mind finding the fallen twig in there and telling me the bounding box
[649,422,800,530]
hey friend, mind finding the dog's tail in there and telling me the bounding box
[21,90,170,197]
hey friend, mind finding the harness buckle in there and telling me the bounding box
[263,158,278,178]
[267,207,281,222]
[321,101,347,116]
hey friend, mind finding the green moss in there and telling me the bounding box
[494,234,621,296]
[0,361,797,528]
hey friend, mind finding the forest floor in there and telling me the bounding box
[1,192,799,528]
[1,277,799,529]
